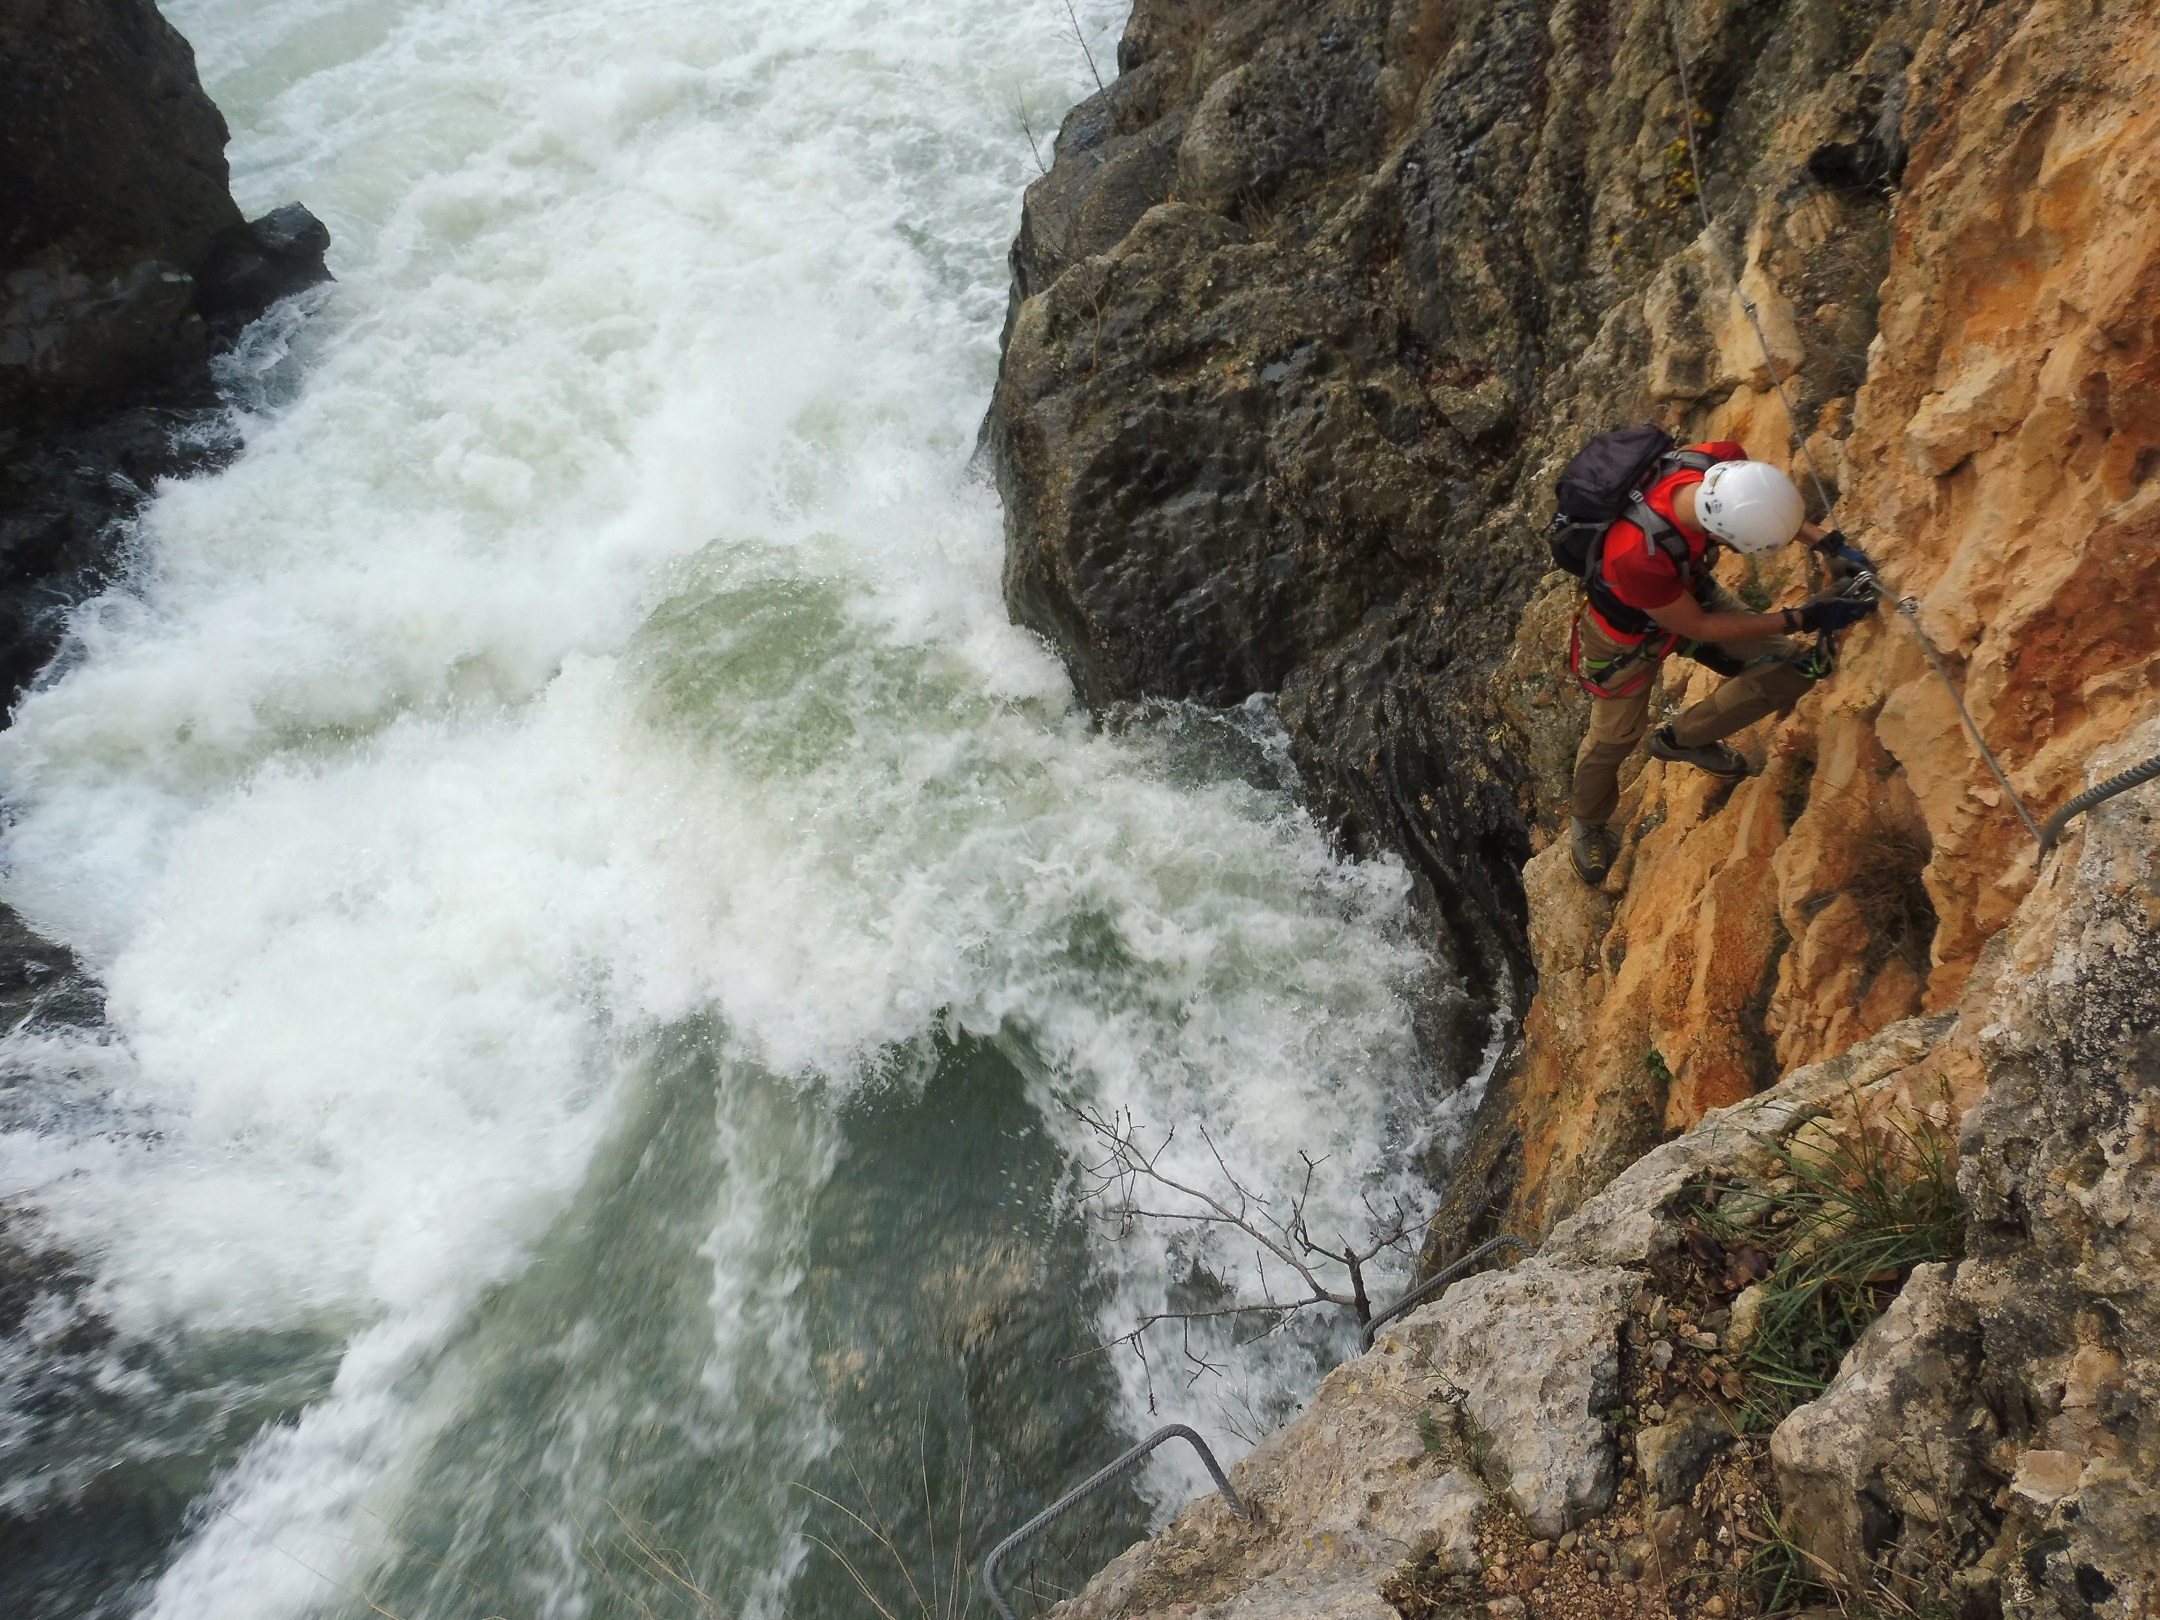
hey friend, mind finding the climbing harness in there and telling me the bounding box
[1659,8,2160,855]
[979,1424,1247,1620]
[1568,617,1667,698]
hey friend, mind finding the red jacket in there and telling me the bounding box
[1587,441,1747,644]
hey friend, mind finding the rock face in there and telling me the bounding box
[1,0,242,424]
[985,0,1939,1006]
[1046,1334,1494,1620]
[988,4,2160,1602]
[1407,1260,1635,1539]
[1,0,333,715]
[1949,722,2160,1618]
[1039,1015,1976,1618]
[987,0,2160,1260]
[1770,1263,1987,1592]
[1428,0,2160,1251]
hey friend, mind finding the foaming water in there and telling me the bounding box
[0,1,1478,1615]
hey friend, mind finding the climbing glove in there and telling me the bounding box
[1823,541,1880,590]
[1793,592,1877,634]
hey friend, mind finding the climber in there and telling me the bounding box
[1557,436,1877,886]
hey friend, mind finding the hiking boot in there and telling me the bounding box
[1648,725,1750,780]
[1570,817,1618,886]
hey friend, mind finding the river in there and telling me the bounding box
[0,2,1479,1615]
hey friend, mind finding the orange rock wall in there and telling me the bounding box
[1494,0,2160,1237]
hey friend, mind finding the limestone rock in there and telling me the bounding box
[1724,1283,1769,1355]
[1398,1260,1635,1538]
[1542,1014,1954,1270]
[1948,721,2160,1615]
[1635,1396,1735,1510]
[1770,1263,1987,1590]
[1046,1334,1492,1620]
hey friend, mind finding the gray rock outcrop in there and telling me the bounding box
[1041,1016,1966,1618]
[1947,727,2160,1618]
[1399,1260,1635,1538]
[1,0,332,712]
[1048,1327,1494,1620]
[1770,1263,1988,1592]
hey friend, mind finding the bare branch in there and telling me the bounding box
[1059,1098,1436,1390]
[1013,102,1050,177]
[1065,1102,1344,1303]
[1062,0,1106,96]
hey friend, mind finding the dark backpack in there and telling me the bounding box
[1548,425,1717,636]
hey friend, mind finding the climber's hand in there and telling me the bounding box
[1825,540,1879,585]
[1794,592,1876,634]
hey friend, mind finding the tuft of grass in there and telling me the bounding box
[1416,1408,1446,1454]
[1693,1101,1963,1430]
[793,1429,988,1620]
[1745,1500,1840,1613]
[1738,559,1775,613]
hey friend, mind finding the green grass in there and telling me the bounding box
[1745,1501,1833,1613]
[1693,1102,1964,1432]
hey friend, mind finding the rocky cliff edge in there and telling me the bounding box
[987,0,2160,1614]
[1038,730,2157,1617]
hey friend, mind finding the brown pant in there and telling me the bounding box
[1569,582,1814,824]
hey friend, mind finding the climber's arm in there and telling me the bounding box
[1644,591,1787,644]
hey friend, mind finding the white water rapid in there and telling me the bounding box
[0,2,1481,1616]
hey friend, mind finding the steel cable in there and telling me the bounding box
[2040,752,2160,851]
[1362,1234,1531,1350]
[1662,11,2070,851]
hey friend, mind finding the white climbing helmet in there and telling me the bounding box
[1695,460,1805,554]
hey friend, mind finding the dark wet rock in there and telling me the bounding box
[3,0,240,425]
[0,901,103,1037]
[1636,1393,1734,1510]
[0,402,243,710]
[1,0,331,719]
[195,202,335,347]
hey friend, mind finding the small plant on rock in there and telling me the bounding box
[1693,1100,1963,1430]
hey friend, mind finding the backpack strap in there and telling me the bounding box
[1585,452,1719,635]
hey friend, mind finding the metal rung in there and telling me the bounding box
[980,1423,1247,1620]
